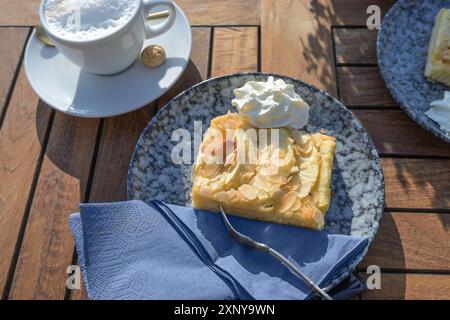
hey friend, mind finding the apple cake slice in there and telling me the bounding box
[191,113,336,230]
[425,8,450,87]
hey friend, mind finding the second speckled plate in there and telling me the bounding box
[377,0,450,142]
[128,73,385,264]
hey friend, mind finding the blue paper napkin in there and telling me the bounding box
[69,200,368,300]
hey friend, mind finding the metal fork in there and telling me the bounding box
[219,205,333,300]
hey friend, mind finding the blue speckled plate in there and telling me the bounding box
[378,0,450,143]
[127,73,385,287]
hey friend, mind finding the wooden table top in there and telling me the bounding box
[0,0,449,300]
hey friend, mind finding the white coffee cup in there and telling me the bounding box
[39,0,176,75]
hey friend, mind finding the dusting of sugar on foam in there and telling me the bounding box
[44,0,139,41]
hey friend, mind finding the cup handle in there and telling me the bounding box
[142,0,176,38]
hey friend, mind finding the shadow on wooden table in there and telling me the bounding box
[390,159,450,217]
[301,0,337,95]
[360,213,407,299]
[35,98,99,196]
[288,0,394,97]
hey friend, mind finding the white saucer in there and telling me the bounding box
[24,4,192,118]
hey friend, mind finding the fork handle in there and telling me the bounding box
[267,248,333,300]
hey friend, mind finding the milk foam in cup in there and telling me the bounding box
[39,0,176,75]
[44,0,139,41]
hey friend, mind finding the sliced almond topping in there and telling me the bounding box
[282,210,294,220]
[202,163,221,178]
[264,174,288,185]
[300,207,325,230]
[257,192,271,204]
[258,204,274,214]
[290,198,302,212]
[238,184,259,200]
[252,174,277,193]
[224,149,237,166]
[291,130,308,145]
[240,172,255,184]
[290,166,299,174]
[214,190,236,203]
[297,148,319,197]
[193,176,208,187]
[311,209,325,229]
[293,145,301,157]
[311,134,323,147]
[270,189,285,202]
[224,163,241,185]
[287,174,300,191]
[258,163,282,176]
[278,191,297,213]
[198,186,213,198]
[299,141,315,156]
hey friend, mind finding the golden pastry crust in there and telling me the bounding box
[191,113,336,230]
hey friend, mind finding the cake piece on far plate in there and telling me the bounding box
[191,113,336,230]
[425,8,450,87]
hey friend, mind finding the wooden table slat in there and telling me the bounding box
[383,158,450,210]
[8,112,99,300]
[359,273,450,300]
[337,66,396,107]
[262,0,337,96]
[333,28,377,64]
[177,0,261,26]
[0,0,40,26]
[212,27,259,77]
[88,110,154,203]
[362,212,450,271]
[329,0,396,26]
[0,27,29,117]
[353,110,450,157]
[0,66,52,298]
[0,0,261,27]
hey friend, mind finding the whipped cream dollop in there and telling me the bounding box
[231,77,310,129]
[426,91,450,134]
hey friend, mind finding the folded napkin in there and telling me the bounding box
[70,200,368,300]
